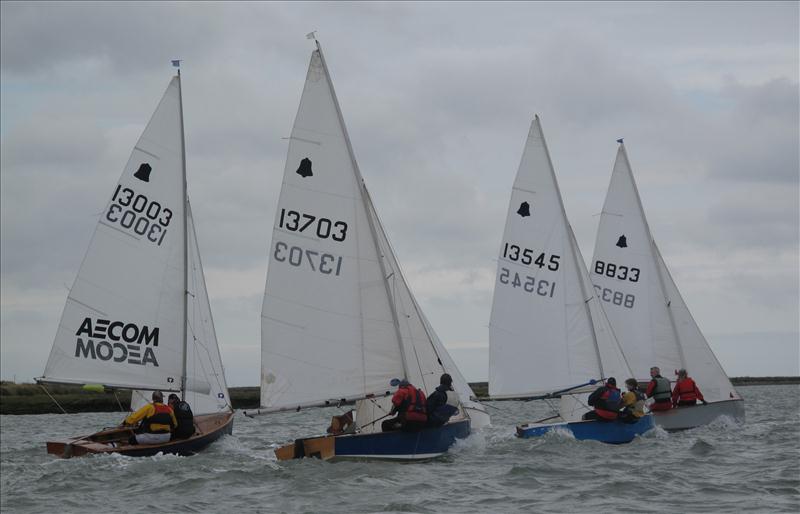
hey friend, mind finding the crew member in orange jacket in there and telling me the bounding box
[121,390,177,445]
[646,366,673,411]
[382,379,428,432]
[672,369,707,407]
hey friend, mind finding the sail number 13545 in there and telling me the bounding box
[502,243,560,270]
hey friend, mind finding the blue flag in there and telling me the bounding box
[171,60,181,68]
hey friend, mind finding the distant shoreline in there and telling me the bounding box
[1,377,797,415]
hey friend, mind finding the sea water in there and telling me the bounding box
[1,385,798,513]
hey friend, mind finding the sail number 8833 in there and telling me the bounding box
[593,260,640,282]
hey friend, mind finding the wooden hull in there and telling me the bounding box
[46,411,234,458]
[275,418,471,461]
[652,399,745,431]
[516,414,654,444]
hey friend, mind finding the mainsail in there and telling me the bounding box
[488,116,633,401]
[42,75,231,414]
[590,143,739,402]
[260,43,487,427]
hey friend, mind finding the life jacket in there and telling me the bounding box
[396,385,427,423]
[142,402,174,434]
[430,389,460,425]
[673,378,703,403]
[650,376,672,402]
[622,390,646,417]
[589,386,621,421]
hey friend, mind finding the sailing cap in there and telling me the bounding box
[399,379,409,387]
[606,377,616,386]
[440,373,453,386]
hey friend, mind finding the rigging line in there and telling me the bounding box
[113,389,125,412]
[39,384,67,414]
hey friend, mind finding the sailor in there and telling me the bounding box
[646,366,673,411]
[672,369,707,407]
[620,378,647,423]
[582,377,622,422]
[168,393,195,440]
[426,373,460,427]
[381,379,428,432]
[122,391,177,445]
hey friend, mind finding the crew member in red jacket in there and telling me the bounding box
[672,369,707,407]
[582,377,622,421]
[382,379,428,432]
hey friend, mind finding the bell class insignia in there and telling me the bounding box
[616,235,628,248]
[296,157,313,178]
[517,201,531,217]
[133,163,152,182]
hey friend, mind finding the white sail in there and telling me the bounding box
[489,117,632,399]
[590,144,739,402]
[43,78,186,392]
[132,202,231,414]
[261,45,487,427]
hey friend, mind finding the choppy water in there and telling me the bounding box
[1,385,798,513]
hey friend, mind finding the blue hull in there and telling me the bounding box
[335,419,471,459]
[516,415,654,444]
[278,419,471,461]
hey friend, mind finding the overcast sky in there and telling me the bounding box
[2,1,798,386]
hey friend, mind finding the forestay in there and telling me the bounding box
[260,45,486,424]
[489,117,632,399]
[43,78,186,392]
[590,144,739,402]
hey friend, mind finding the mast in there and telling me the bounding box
[176,64,189,400]
[536,116,605,378]
[314,40,411,381]
[617,144,686,369]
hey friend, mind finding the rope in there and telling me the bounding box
[39,384,68,414]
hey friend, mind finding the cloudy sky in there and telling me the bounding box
[2,1,798,386]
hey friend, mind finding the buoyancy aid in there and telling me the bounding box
[673,377,704,404]
[172,400,194,438]
[393,385,427,423]
[142,403,175,434]
[622,390,646,417]
[649,376,672,402]
[588,386,622,420]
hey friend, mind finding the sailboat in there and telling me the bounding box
[590,141,744,431]
[488,116,653,444]
[255,40,489,461]
[39,67,234,458]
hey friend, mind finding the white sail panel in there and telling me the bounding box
[590,144,736,402]
[260,50,404,411]
[590,145,681,378]
[367,195,489,427]
[43,77,185,391]
[654,245,739,402]
[489,118,611,397]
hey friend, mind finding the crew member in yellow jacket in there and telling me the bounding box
[121,391,177,445]
[620,378,646,423]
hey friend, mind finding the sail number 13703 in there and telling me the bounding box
[278,208,348,241]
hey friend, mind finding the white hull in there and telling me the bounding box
[652,399,745,431]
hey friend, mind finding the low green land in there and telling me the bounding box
[0,378,796,415]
